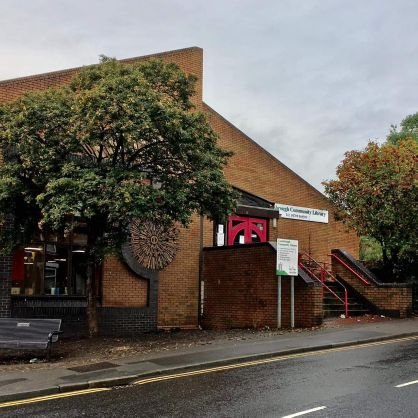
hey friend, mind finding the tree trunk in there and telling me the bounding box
[382,245,390,269]
[390,247,401,281]
[86,256,99,338]
[381,244,398,281]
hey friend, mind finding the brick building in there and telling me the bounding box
[2,47,406,336]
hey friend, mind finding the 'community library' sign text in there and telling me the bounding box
[274,203,328,224]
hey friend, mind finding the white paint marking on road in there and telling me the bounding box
[395,379,418,388]
[281,405,327,418]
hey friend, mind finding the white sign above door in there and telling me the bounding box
[274,203,328,224]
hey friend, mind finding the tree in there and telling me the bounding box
[323,139,418,280]
[0,58,237,336]
[359,236,383,262]
[387,112,418,145]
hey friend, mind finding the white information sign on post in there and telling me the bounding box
[276,238,298,329]
[276,238,299,276]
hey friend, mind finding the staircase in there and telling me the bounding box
[299,252,372,318]
[329,249,411,318]
[323,281,369,318]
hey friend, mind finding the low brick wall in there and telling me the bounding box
[11,296,88,337]
[202,243,323,329]
[331,251,412,318]
[99,307,157,336]
[11,297,158,337]
[0,259,12,318]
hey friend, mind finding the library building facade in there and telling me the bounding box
[0,47,411,336]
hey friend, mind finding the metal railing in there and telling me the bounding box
[328,253,371,286]
[299,252,348,317]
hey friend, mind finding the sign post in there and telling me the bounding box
[276,238,299,329]
[290,276,295,328]
[277,276,282,328]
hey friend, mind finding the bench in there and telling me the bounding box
[0,318,63,361]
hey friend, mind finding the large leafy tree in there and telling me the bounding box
[323,139,418,280]
[0,58,237,335]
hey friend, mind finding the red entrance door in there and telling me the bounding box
[227,216,267,245]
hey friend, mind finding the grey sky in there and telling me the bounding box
[1,0,417,191]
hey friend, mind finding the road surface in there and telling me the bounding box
[2,337,418,417]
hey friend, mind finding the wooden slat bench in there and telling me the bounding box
[0,318,63,361]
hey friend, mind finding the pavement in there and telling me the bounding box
[1,317,418,403]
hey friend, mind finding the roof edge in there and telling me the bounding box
[0,46,203,86]
[202,101,329,203]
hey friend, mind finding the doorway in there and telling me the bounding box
[227,216,267,245]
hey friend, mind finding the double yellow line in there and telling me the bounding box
[0,388,109,409]
[133,335,418,385]
[1,335,417,409]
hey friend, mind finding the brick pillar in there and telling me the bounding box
[0,215,13,317]
[0,256,12,317]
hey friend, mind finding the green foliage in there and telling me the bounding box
[0,58,237,257]
[359,236,383,262]
[387,112,418,145]
[0,88,76,251]
[323,139,418,280]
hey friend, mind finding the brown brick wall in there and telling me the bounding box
[1,47,359,330]
[0,47,203,109]
[157,99,359,329]
[157,215,203,328]
[203,104,359,265]
[332,261,412,317]
[102,255,148,307]
[158,215,228,329]
[202,244,323,329]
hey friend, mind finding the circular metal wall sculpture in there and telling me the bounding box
[128,220,179,271]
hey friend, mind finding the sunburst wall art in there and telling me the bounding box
[128,220,179,271]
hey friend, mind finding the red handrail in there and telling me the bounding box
[299,252,348,318]
[298,263,342,301]
[328,253,370,286]
[300,252,343,284]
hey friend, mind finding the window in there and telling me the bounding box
[11,233,90,296]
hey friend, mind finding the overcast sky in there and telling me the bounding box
[1,0,417,191]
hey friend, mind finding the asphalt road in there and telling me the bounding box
[2,338,418,417]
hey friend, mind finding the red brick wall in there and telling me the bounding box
[202,244,323,329]
[102,256,148,307]
[295,279,324,327]
[332,260,412,317]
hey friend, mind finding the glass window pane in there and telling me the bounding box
[71,247,87,296]
[12,236,91,297]
[44,244,68,295]
[24,245,44,295]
